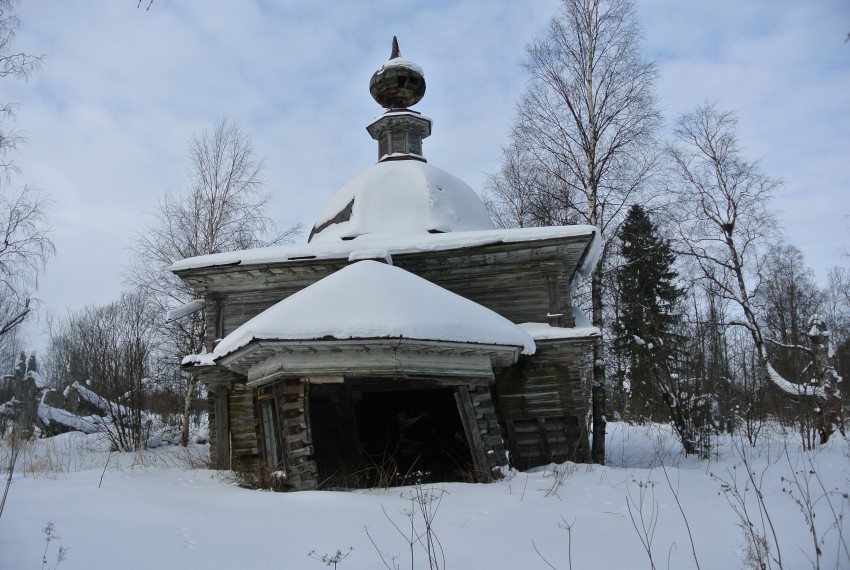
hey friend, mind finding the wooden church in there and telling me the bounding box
[173,39,600,490]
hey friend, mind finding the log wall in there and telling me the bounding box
[229,381,259,466]
[255,379,318,490]
[495,339,592,468]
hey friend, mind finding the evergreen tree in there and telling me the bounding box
[613,205,684,421]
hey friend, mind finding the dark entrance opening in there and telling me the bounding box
[309,383,474,488]
[309,384,362,486]
[356,389,472,484]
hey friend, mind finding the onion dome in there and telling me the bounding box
[366,37,432,163]
[369,36,426,109]
[307,37,495,243]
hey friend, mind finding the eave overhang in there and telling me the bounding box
[171,226,599,296]
[214,338,523,387]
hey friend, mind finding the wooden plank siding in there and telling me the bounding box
[422,272,551,324]
[202,261,576,346]
[395,251,576,325]
[503,416,587,469]
[494,339,593,467]
[176,239,587,344]
[220,292,294,337]
[228,382,259,466]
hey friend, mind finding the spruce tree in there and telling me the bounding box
[613,205,684,421]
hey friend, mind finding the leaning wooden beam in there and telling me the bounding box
[454,386,493,482]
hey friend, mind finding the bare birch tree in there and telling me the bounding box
[667,103,777,359]
[485,139,582,229]
[1,0,41,171]
[668,103,843,442]
[127,117,301,446]
[0,0,51,343]
[487,0,660,462]
[44,289,160,451]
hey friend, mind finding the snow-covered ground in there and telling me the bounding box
[1,424,848,569]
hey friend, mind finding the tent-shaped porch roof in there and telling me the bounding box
[209,260,535,384]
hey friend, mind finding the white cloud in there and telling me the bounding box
[4,0,848,348]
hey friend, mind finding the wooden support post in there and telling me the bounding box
[454,386,493,482]
[213,383,231,469]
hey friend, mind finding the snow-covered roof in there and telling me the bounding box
[518,322,601,341]
[171,224,600,278]
[212,260,536,359]
[165,299,206,322]
[309,160,495,242]
[182,352,216,367]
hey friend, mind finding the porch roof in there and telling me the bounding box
[194,260,534,382]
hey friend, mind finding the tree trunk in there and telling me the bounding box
[591,268,606,463]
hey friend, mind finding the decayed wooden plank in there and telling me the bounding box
[269,378,318,490]
[228,384,257,452]
[454,386,491,481]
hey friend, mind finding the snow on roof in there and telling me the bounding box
[518,322,601,341]
[171,224,600,277]
[348,249,392,264]
[373,109,432,123]
[165,299,206,322]
[309,160,494,242]
[212,260,536,359]
[182,352,216,367]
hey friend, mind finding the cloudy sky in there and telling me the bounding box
[5,0,849,347]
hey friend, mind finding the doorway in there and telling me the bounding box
[309,383,474,487]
